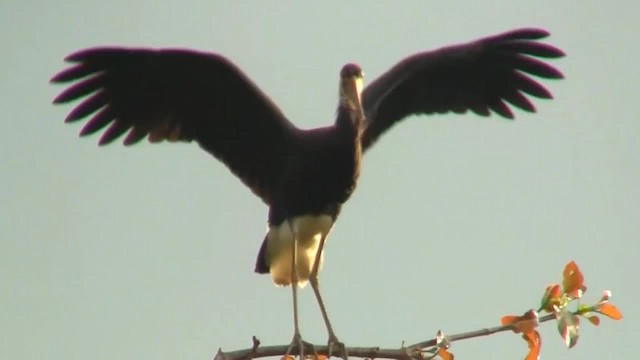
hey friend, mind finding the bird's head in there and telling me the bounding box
[339,63,365,123]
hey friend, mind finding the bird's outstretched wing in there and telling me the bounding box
[360,28,565,151]
[52,48,298,204]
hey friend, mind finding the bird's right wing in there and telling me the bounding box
[52,48,298,204]
[360,28,565,151]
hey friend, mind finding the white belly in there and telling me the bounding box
[265,215,334,288]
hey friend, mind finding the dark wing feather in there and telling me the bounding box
[360,28,565,151]
[51,47,298,204]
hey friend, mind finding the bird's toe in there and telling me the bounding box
[327,336,348,360]
[285,333,315,359]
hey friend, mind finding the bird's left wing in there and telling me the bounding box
[51,48,298,204]
[360,28,565,151]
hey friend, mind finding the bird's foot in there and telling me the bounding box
[284,333,314,360]
[327,335,348,360]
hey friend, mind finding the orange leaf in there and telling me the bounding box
[539,284,562,312]
[522,330,541,360]
[597,303,623,320]
[501,310,539,334]
[562,261,585,298]
[501,315,519,326]
[437,347,454,360]
[586,315,600,326]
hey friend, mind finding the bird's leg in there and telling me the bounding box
[284,220,311,360]
[309,233,348,360]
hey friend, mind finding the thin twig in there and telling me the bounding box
[216,313,557,360]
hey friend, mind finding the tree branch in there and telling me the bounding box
[214,313,557,360]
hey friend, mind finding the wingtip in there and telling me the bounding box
[536,43,567,59]
[537,43,566,59]
[63,46,133,63]
[97,135,114,146]
[546,67,565,80]
[77,134,110,148]
[49,72,64,84]
[50,66,79,83]
[63,48,99,62]
[52,47,124,84]
[512,27,551,40]
[64,113,79,123]
[533,28,551,37]
[514,27,568,59]
[53,92,71,105]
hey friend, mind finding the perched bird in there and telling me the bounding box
[51,27,564,359]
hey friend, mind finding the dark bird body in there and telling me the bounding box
[254,116,363,283]
[51,28,565,357]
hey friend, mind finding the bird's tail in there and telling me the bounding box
[254,235,269,274]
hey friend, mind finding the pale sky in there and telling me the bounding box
[2,1,637,360]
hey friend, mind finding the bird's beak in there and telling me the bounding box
[343,75,365,119]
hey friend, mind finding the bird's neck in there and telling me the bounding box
[335,106,364,140]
